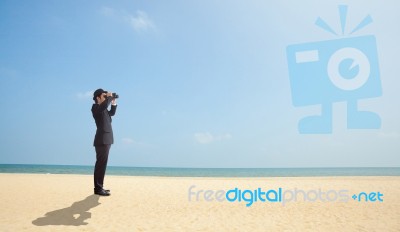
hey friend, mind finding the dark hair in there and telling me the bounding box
[93,88,106,103]
[94,94,106,103]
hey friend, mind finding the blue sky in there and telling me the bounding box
[1,0,399,168]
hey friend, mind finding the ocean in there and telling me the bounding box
[0,164,399,177]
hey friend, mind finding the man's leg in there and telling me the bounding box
[94,144,111,192]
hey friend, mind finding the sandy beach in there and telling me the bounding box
[0,173,399,231]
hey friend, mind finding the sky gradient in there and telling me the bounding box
[1,0,399,168]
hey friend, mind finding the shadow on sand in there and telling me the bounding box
[32,194,100,226]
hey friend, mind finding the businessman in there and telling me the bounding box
[92,88,117,196]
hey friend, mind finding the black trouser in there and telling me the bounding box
[94,144,111,191]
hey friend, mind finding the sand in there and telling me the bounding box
[0,173,399,231]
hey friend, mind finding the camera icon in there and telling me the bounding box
[287,35,382,134]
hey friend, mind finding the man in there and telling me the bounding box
[92,88,117,196]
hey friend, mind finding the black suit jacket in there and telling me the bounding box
[92,96,117,146]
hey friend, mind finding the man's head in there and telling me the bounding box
[93,88,107,104]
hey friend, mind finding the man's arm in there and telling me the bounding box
[92,97,112,115]
[109,105,117,116]
[109,98,117,116]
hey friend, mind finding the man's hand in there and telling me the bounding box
[107,92,117,105]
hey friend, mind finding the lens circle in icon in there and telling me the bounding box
[328,47,370,91]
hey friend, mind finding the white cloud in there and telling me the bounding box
[121,137,152,148]
[122,137,135,144]
[194,132,232,144]
[194,132,214,144]
[76,90,94,99]
[129,11,155,32]
[101,7,156,33]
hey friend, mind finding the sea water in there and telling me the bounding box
[0,164,399,177]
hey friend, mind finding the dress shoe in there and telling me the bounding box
[94,189,110,196]
[94,188,110,193]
